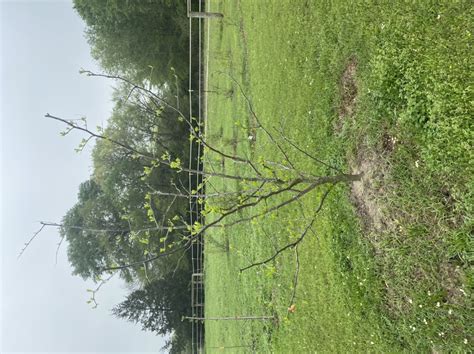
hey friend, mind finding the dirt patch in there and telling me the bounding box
[349,128,402,235]
[338,57,358,120]
[349,146,391,235]
[336,57,392,235]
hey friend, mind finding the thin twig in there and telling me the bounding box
[88,273,115,308]
[172,250,188,278]
[102,240,190,272]
[31,220,188,234]
[239,214,315,273]
[18,222,47,259]
[55,236,65,266]
[277,126,344,174]
[46,113,153,159]
[289,246,300,307]
[222,72,296,170]
[149,188,259,199]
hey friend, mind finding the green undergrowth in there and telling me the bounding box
[204,1,472,352]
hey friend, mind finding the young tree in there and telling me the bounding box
[45,70,362,276]
[27,71,361,352]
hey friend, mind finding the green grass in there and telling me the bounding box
[203,1,473,352]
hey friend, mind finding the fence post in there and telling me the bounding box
[189,12,224,19]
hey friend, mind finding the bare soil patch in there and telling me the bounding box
[338,57,358,120]
[349,147,391,235]
[337,57,394,236]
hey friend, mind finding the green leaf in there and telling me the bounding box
[170,158,182,170]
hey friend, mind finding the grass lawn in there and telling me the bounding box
[203,1,472,352]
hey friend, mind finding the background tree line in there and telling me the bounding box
[61,1,203,351]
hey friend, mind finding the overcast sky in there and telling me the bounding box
[1,1,165,352]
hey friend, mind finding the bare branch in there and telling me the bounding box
[149,187,261,200]
[172,250,189,278]
[100,171,361,272]
[239,185,333,272]
[18,222,47,259]
[216,181,267,212]
[55,235,65,266]
[195,178,306,236]
[87,273,115,308]
[221,174,359,229]
[277,126,344,174]
[31,220,188,234]
[221,72,297,170]
[220,184,313,228]
[46,113,154,159]
[102,240,190,272]
[82,70,266,173]
[80,70,184,121]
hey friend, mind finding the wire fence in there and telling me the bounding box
[187,0,226,352]
[188,1,206,353]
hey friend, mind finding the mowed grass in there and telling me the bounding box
[203,1,472,352]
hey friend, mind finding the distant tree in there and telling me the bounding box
[61,179,133,281]
[61,85,192,283]
[165,329,193,354]
[73,0,193,87]
[112,273,192,337]
[91,84,191,253]
[62,177,191,284]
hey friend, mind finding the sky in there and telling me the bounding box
[1,1,165,352]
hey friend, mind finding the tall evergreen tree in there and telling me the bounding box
[112,274,192,337]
